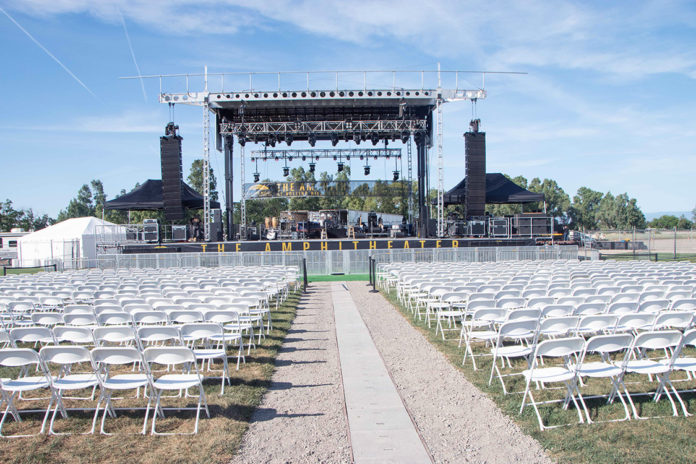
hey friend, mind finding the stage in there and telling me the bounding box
[121,237,539,254]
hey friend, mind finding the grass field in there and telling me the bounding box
[381,289,696,464]
[2,267,54,276]
[307,273,369,282]
[0,291,300,464]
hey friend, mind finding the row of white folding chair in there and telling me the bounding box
[517,329,696,430]
[0,343,215,436]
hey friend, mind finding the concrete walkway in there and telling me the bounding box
[332,283,432,464]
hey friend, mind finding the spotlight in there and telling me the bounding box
[393,170,400,181]
[288,156,293,161]
[309,162,316,173]
[346,155,350,161]
[253,172,260,182]
[283,166,290,177]
[401,131,409,143]
[364,165,370,175]
[238,135,247,146]
[309,133,317,147]
[333,155,337,161]
[353,132,360,144]
[315,155,320,161]
[301,155,307,161]
[359,155,364,160]
[286,134,293,146]
[274,156,279,161]
[370,133,379,145]
[337,162,344,172]
[250,157,255,162]
[268,136,276,147]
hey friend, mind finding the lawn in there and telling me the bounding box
[0,291,300,464]
[381,289,696,464]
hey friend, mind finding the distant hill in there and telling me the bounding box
[644,211,692,221]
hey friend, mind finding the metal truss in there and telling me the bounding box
[202,71,211,242]
[249,148,402,161]
[220,119,427,138]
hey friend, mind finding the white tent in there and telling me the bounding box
[17,217,126,268]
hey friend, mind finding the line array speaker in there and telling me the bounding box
[160,130,184,221]
[464,131,486,218]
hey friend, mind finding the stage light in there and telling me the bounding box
[359,155,364,160]
[238,135,246,146]
[253,172,260,182]
[309,133,317,147]
[250,157,255,162]
[364,165,370,175]
[346,155,350,161]
[274,156,279,161]
[286,134,293,146]
[333,155,337,161]
[401,131,409,143]
[337,162,344,172]
[283,166,290,177]
[393,170,400,181]
[353,132,360,144]
[309,162,316,173]
[288,156,293,161]
[268,136,276,147]
[301,155,307,161]
[370,133,379,145]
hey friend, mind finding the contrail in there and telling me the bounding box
[119,10,147,102]
[0,6,97,99]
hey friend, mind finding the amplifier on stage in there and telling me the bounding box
[172,225,188,242]
[489,218,509,237]
[143,219,159,243]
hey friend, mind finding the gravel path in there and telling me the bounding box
[347,282,554,464]
[230,282,351,464]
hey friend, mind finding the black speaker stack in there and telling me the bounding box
[160,123,185,221]
[464,120,486,219]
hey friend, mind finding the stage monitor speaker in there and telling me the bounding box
[143,219,159,243]
[172,225,188,241]
[464,130,486,218]
[160,126,184,221]
[469,220,486,236]
[210,208,223,242]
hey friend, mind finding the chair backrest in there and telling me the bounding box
[534,336,585,358]
[496,319,538,342]
[10,326,55,344]
[495,298,525,310]
[506,309,541,322]
[632,330,682,352]
[606,302,638,315]
[583,333,633,355]
[91,346,143,366]
[93,326,138,345]
[0,347,43,368]
[137,326,182,345]
[576,314,618,333]
[653,311,694,330]
[64,304,93,315]
[637,300,670,314]
[203,310,240,324]
[180,323,223,341]
[617,313,655,331]
[671,299,696,311]
[526,297,554,309]
[169,310,205,324]
[466,300,496,312]
[52,326,95,344]
[63,313,98,326]
[132,311,169,326]
[40,345,93,366]
[97,312,133,326]
[541,304,574,318]
[585,295,612,304]
[143,346,196,366]
[31,312,64,327]
[471,308,507,324]
[540,316,579,334]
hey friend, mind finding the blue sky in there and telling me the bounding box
[1,0,694,219]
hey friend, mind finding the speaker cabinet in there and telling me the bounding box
[469,220,486,236]
[160,133,184,221]
[172,225,188,241]
[143,219,159,243]
[464,131,486,218]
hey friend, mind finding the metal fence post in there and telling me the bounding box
[302,258,308,293]
[674,227,677,260]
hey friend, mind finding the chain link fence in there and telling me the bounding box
[579,228,696,261]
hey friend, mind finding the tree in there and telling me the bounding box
[569,187,603,230]
[187,159,219,202]
[57,184,94,221]
[595,191,645,229]
[0,199,54,231]
[692,205,696,223]
[528,178,571,222]
[648,215,693,229]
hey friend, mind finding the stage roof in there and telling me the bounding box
[104,179,220,211]
[443,173,545,206]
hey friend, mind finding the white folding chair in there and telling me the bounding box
[489,319,538,394]
[39,345,99,435]
[90,347,151,435]
[180,323,232,394]
[623,330,688,419]
[520,337,587,431]
[460,308,507,370]
[575,333,633,423]
[0,348,53,437]
[142,347,210,435]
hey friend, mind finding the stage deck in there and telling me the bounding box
[121,237,538,254]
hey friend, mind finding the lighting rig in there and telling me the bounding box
[249,148,401,177]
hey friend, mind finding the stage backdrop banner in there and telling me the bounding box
[243,180,412,200]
